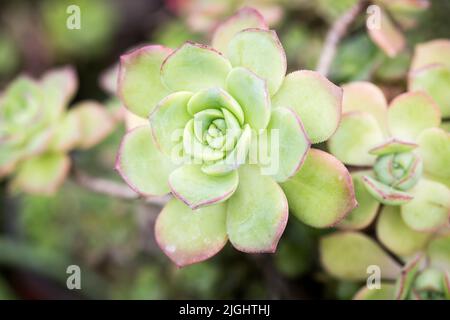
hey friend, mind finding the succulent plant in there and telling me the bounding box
[320,230,450,300]
[408,39,450,123]
[329,82,450,234]
[0,67,116,194]
[115,7,356,266]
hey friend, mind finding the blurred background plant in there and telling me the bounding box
[0,0,448,299]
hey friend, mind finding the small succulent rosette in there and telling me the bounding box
[115,7,356,266]
[408,39,450,126]
[320,231,450,300]
[329,82,450,234]
[366,0,429,57]
[0,67,115,194]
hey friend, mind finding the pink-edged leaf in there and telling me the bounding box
[338,171,380,230]
[273,70,342,143]
[369,138,418,156]
[376,205,430,257]
[362,175,413,205]
[328,112,385,166]
[226,165,288,253]
[387,91,441,141]
[417,127,450,185]
[71,101,116,150]
[212,7,268,54]
[12,153,70,195]
[261,107,310,182]
[116,126,177,197]
[169,164,238,209]
[408,64,450,118]
[161,42,231,92]
[395,254,424,300]
[320,231,402,281]
[281,149,357,228]
[41,66,78,111]
[155,198,227,267]
[226,28,286,95]
[341,81,389,134]
[401,178,450,232]
[367,8,405,57]
[411,39,450,70]
[118,45,173,118]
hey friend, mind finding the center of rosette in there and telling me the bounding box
[183,106,243,162]
[373,151,423,191]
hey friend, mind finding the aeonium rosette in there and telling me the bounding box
[0,67,116,194]
[116,7,356,266]
[329,82,450,236]
[320,231,450,300]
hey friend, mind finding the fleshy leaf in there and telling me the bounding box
[226,165,288,253]
[341,82,388,134]
[212,7,268,54]
[227,28,286,95]
[48,111,81,152]
[115,126,176,197]
[427,234,450,271]
[169,164,238,209]
[12,153,70,195]
[411,39,450,70]
[369,138,418,156]
[362,175,413,205]
[281,149,356,228]
[401,179,450,232]
[71,101,116,150]
[226,67,270,129]
[353,283,396,300]
[187,87,244,125]
[183,119,224,161]
[377,206,430,257]
[41,66,77,113]
[408,64,450,118]
[387,91,441,141]
[273,70,342,143]
[338,171,380,230]
[161,42,231,92]
[118,45,173,118]
[418,128,450,185]
[201,124,252,175]
[328,112,385,166]
[395,255,423,300]
[155,198,227,267]
[261,107,310,182]
[149,92,193,159]
[320,231,402,281]
[367,8,405,57]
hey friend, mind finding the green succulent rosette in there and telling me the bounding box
[115,7,356,266]
[320,230,450,300]
[329,81,450,239]
[0,67,115,194]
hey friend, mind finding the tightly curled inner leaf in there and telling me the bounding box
[116,7,351,266]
